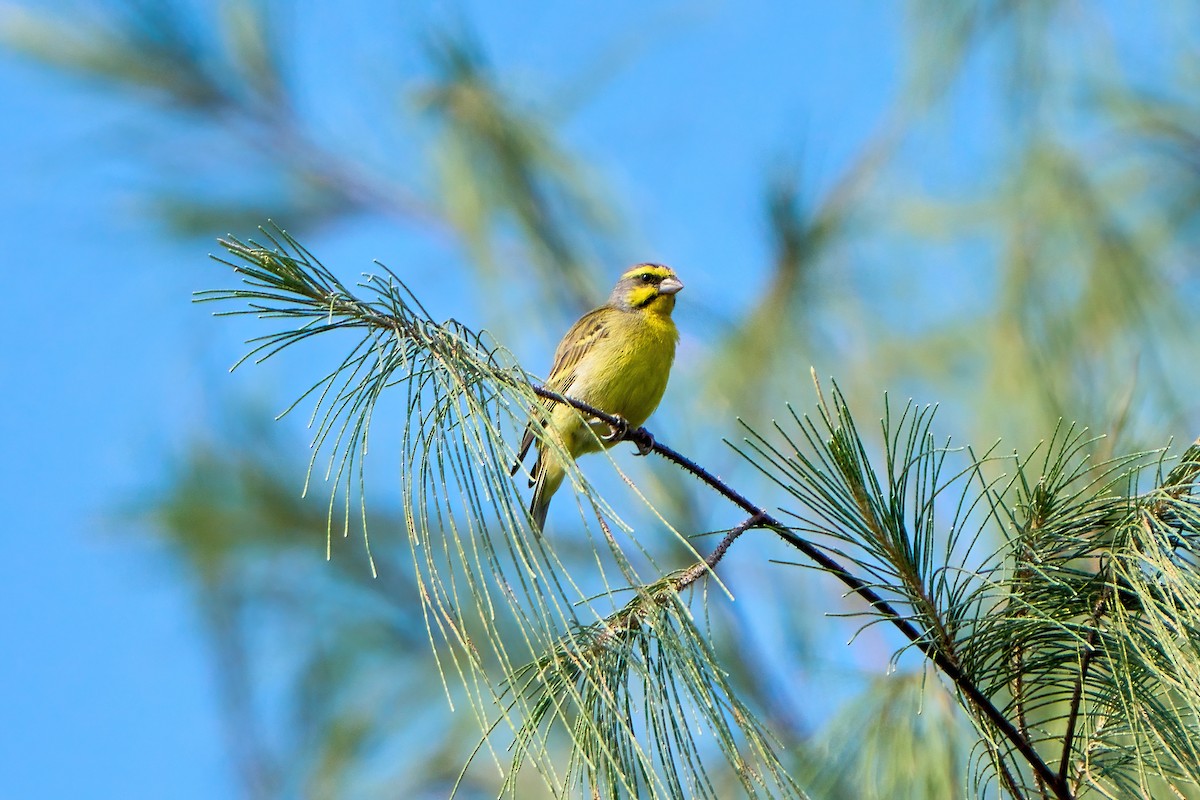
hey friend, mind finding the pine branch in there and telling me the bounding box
[203,226,812,798]
[530,385,1070,797]
[210,230,1063,796]
[203,226,1200,800]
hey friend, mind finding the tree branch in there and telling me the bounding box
[531,383,1072,800]
[673,512,767,591]
[206,245,1069,798]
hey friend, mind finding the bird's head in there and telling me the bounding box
[608,264,684,314]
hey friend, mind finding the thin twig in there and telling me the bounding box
[1059,593,1107,785]
[1010,560,1049,800]
[1012,651,1043,799]
[673,513,767,591]
[531,383,1073,800]
[998,757,1030,800]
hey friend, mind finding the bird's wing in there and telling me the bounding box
[510,306,612,477]
[545,306,612,394]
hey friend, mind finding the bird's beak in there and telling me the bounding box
[658,276,684,295]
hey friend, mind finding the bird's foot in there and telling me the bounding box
[630,427,655,456]
[602,415,630,443]
[600,416,654,456]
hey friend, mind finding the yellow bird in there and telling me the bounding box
[512,264,684,531]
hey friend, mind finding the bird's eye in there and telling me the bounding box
[639,272,656,283]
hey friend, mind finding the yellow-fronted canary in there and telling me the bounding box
[512,264,683,531]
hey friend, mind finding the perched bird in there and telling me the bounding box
[512,264,684,531]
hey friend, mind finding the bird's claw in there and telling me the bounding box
[601,416,654,456]
[602,415,630,443]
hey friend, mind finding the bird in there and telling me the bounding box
[511,264,683,532]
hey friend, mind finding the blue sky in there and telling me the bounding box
[0,2,1183,797]
[0,8,894,795]
[0,55,227,797]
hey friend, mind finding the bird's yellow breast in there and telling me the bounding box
[557,305,678,456]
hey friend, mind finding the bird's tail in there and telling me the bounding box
[528,455,565,535]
